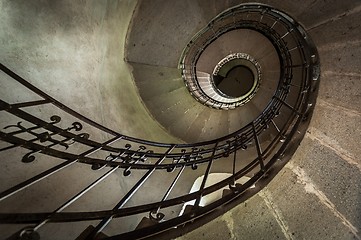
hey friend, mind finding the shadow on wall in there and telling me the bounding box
[2,0,104,34]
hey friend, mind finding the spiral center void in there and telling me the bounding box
[220,65,254,96]
[181,27,278,111]
[212,53,261,100]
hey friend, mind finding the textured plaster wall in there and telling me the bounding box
[0,0,360,239]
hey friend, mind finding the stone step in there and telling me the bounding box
[75,225,108,240]
[197,110,230,141]
[130,63,185,101]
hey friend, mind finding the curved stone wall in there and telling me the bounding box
[0,0,360,239]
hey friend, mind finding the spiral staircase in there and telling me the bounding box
[0,0,361,239]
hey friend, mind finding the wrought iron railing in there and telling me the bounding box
[180,3,319,110]
[0,3,319,240]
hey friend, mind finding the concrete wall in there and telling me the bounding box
[0,0,180,143]
[0,0,360,239]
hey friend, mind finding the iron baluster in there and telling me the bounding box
[209,22,217,38]
[123,149,153,176]
[274,96,302,115]
[271,18,279,29]
[3,119,86,162]
[271,119,281,133]
[252,122,265,171]
[87,145,176,239]
[259,10,265,23]
[229,137,238,189]
[150,164,186,222]
[288,45,299,52]
[222,140,232,157]
[0,116,61,151]
[19,166,120,239]
[0,135,122,202]
[7,99,52,109]
[259,115,270,131]
[194,142,219,208]
[91,143,130,170]
[21,132,88,163]
[188,147,204,170]
[168,149,186,172]
[281,29,292,39]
